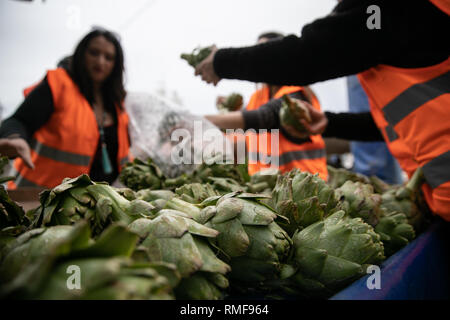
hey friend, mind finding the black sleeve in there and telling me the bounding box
[0,76,54,142]
[213,0,450,86]
[243,96,384,142]
[323,111,384,141]
[242,91,312,144]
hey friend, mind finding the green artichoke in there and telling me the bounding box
[380,167,426,231]
[180,46,212,68]
[113,187,137,201]
[326,165,371,189]
[0,221,177,299]
[279,95,312,134]
[193,156,250,186]
[217,93,244,112]
[200,192,292,291]
[34,175,155,235]
[246,168,280,194]
[0,155,15,184]
[163,174,191,190]
[128,210,231,300]
[272,170,338,235]
[335,181,382,227]
[375,212,415,257]
[286,210,385,297]
[369,175,392,194]
[175,183,220,204]
[335,180,416,256]
[119,158,165,191]
[0,185,28,235]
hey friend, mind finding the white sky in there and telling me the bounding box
[0,0,348,119]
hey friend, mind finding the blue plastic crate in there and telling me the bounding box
[330,218,450,300]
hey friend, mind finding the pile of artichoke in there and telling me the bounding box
[0,152,429,300]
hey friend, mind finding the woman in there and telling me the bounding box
[0,28,131,188]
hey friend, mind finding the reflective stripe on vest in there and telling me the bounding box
[30,138,92,166]
[383,71,450,141]
[248,148,326,166]
[422,150,450,189]
[10,168,43,188]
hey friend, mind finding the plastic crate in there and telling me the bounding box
[330,218,450,300]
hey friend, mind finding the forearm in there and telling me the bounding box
[0,118,30,141]
[213,0,449,86]
[323,112,384,141]
[204,112,245,130]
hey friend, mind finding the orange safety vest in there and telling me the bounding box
[8,68,131,189]
[245,85,327,180]
[356,0,450,220]
[23,83,39,97]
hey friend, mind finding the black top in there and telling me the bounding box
[0,76,120,184]
[214,0,450,85]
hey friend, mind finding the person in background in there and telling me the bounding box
[205,32,327,180]
[194,0,450,221]
[0,28,131,188]
[347,75,403,184]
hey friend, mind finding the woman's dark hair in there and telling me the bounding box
[70,28,126,111]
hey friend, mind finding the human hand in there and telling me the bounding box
[0,138,34,169]
[282,100,328,139]
[216,96,226,108]
[195,45,221,86]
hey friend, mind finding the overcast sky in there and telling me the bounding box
[0,0,348,120]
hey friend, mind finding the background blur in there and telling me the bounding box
[0,0,348,119]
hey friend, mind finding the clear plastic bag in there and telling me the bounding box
[124,92,232,178]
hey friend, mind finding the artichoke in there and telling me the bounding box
[0,184,28,237]
[375,212,415,257]
[207,177,247,194]
[163,174,191,190]
[199,192,292,292]
[0,155,15,184]
[335,180,416,255]
[272,170,338,235]
[246,168,280,194]
[380,167,426,231]
[335,181,382,227]
[180,46,212,68]
[286,210,385,298]
[369,175,392,194]
[0,221,177,299]
[175,183,220,204]
[136,189,175,202]
[217,93,244,113]
[128,210,231,300]
[279,95,312,134]
[34,175,155,235]
[326,165,371,189]
[119,158,165,191]
[192,155,250,185]
[113,187,137,201]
